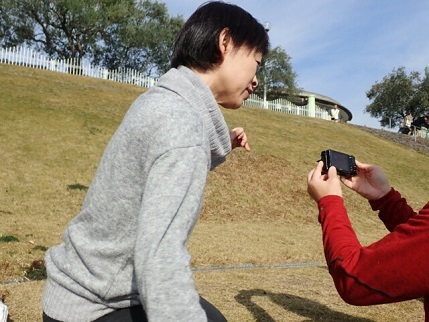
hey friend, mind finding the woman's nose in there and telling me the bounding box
[252,75,258,89]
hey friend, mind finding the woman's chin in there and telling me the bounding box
[218,100,243,109]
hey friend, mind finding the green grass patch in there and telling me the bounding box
[67,183,89,191]
[33,245,48,252]
[25,260,47,281]
[0,235,19,243]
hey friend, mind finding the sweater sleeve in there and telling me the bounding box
[135,146,209,322]
[318,195,429,306]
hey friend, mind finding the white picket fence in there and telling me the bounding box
[0,46,157,88]
[243,94,330,120]
[0,46,330,120]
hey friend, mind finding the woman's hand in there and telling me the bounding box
[230,127,250,151]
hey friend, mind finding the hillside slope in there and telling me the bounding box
[1,64,427,321]
[353,124,429,155]
[2,62,429,273]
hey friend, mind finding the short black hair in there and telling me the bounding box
[171,1,270,70]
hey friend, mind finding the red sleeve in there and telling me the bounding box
[369,188,418,231]
[318,195,429,306]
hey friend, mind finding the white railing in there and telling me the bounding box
[0,46,331,121]
[243,94,331,120]
[0,46,158,88]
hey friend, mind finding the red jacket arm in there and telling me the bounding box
[369,188,417,231]
[318,195,429,306]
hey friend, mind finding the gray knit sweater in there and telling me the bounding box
[43,66,232,321]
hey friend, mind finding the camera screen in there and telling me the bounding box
[331,151,350,170]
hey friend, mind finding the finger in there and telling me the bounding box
[309,161,323,181]
[327,165,338,178]
[315,160,324,173]
[355,160,369,170]
[307,168,316,183]
[232,127,243,136]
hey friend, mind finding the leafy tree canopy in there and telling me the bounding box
[365,66,429,128]
[255,46,299,100]
[94,1,183,76]
[0,0,300,86]
[0,0,184,76]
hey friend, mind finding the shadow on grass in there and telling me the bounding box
[235,289,374,322]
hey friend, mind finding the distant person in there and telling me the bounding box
[399,111,412,135]
[42,2,269,322]
[307,160,429,319]
[330,104,340,122]
[411,115,429,135]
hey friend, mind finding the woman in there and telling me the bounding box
[42,2,269,321]
[307,160,429,319]
[401,111,412,135]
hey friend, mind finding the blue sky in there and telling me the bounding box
[161,0,429,129]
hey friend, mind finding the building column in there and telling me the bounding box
[308,94,316,117]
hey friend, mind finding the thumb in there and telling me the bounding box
[327,166,338,179]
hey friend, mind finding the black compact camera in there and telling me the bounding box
[319,149,357,177]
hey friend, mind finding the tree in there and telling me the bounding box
[0,0,131,60]
[414,67,429,114]
[365,67,427,128]
[94,1,184,76]
[0,0,13,46]
[0,0,184,76]
[255,46,299,100]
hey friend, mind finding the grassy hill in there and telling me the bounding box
[1,64,428,321]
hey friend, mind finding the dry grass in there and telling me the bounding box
[1,64,428,321]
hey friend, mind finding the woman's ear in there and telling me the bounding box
[218,28,232,56]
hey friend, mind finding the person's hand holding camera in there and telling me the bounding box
[340,160,391,201]
[307,161,342,203]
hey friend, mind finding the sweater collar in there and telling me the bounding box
[158,66,231,160]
